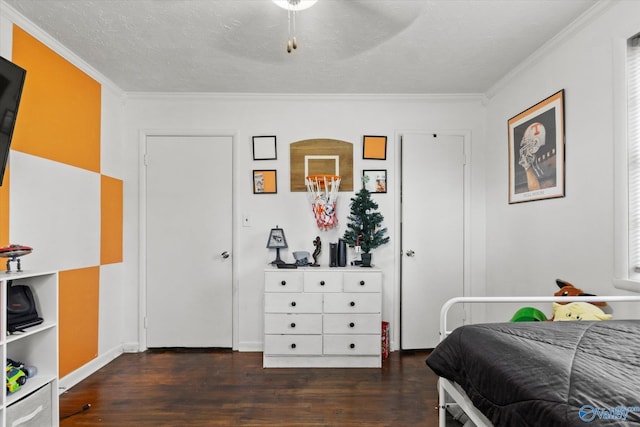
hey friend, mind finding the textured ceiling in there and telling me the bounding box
[3,0,601,94]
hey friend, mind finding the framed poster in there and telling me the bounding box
[508,90,565,204]
[363,169,387,193]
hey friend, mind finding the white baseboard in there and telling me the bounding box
[122,341,141,353]
[238,341,263,352]
[58,344,124,394]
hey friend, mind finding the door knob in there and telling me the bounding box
[221,251,230,259]
[406,250,415,257]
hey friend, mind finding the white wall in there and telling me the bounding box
[484,0,640,321]
[122,94,486,350]
[99,84,127,356]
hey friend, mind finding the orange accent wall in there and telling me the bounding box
[8,24,123,380]
[0,167,8,246]
[101,175,123,264]
[59,267,100,378]
[10,26,101,173]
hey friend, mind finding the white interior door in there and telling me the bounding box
[401,133,465,349]
[145,135,233,348]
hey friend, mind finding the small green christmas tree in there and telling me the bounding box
[342,177,390,254]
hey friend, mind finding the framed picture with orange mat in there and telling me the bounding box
[253,170,277,194]
[363,135,387,160]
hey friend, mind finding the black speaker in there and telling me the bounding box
[338,239,347,267]
[329,243,338,267]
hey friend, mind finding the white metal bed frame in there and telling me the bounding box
[436,295,640,427]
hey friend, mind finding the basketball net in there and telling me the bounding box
[305,175,341,230]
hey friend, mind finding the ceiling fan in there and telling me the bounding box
[212,0,428,61]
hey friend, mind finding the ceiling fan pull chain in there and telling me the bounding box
[287,9,293,53]
[279,0,310,53]
[292,10,298,50]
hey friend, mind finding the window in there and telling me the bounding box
[629,34,640,276]
[614,32,640,292]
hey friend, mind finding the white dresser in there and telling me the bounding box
[263,267,382,368]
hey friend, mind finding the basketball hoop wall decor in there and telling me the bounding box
[290,139,353,192]
[306,175,341,230]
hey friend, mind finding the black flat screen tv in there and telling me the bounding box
[0,56,26,187]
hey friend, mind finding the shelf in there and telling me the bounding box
[1,270,59,426]
[6,321,56,344]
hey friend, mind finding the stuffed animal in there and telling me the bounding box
[554,279,607,307]
[510,307,548,322]
[510,279,611,322]
[552,302,612,321]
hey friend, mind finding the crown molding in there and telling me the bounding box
[485,0,616,100]
[125,91,488,103]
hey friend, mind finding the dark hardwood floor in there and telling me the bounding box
[59,349,439,426]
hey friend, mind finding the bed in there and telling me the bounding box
[426,296,640,427]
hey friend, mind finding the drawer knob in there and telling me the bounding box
[290,301,297,307]
[360,280,365,286]
[350,301,356,307]
[320,280,325,286]
[281,280,286,286]
[349,322,355,328]
[291,343,296,349]
[350,343,356,349]
[290,322,296,328]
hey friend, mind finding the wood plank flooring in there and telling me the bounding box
[59,349,439,426]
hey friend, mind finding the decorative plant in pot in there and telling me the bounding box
[342,178,390,267]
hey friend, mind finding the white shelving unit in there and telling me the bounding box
[1,270,59,426]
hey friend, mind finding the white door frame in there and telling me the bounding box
[392,129,472,350]
[138,129,238,351]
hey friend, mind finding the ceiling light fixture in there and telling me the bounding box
[272,0,318,53]
[272,0,318,11]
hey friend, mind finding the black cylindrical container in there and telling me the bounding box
[329,243,338,267]
[338,239,347,267]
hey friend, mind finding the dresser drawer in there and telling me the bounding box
[265,271,304,292]
[323,293,381,313]
[303,271,343,292]
[323,313,381,334]
[323,334,381,355]
[264,334,323,355]
[265,293,323,313]
[265,313,322,334]
[344,271,382,292]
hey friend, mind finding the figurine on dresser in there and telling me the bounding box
[311,236,321,267]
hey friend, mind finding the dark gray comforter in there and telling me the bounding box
[426,320,640,426]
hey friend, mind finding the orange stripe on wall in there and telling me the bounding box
[101,175,123,264]
[11,26,101,173]
[59,266,99,378]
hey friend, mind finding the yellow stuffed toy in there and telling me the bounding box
[552,302,612,321]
